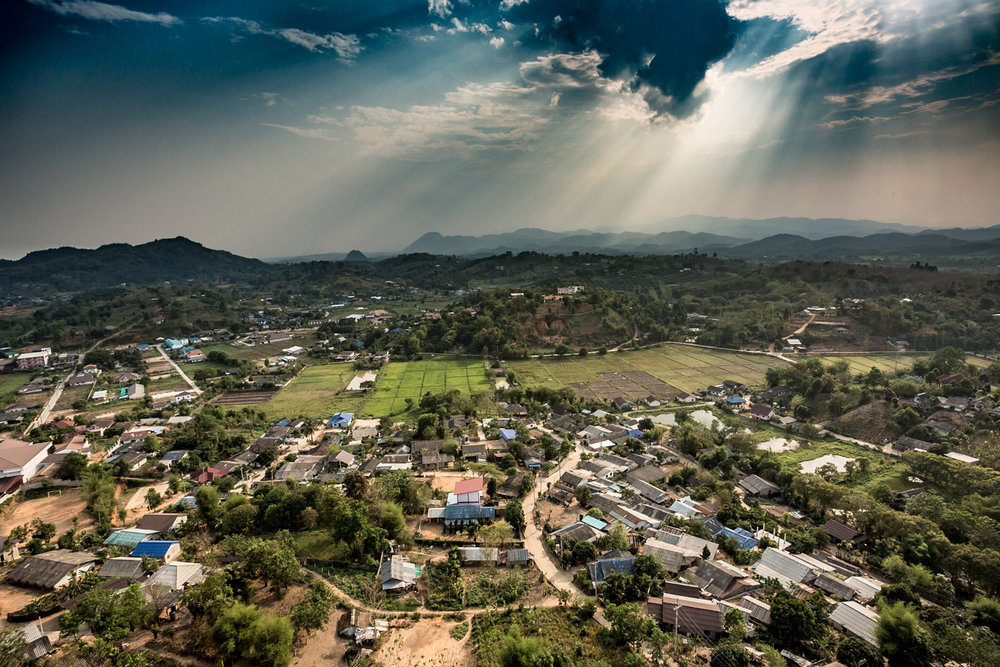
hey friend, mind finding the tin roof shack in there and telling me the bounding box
[647,594,725,638]
[137,513,188,533]
[131,540,182,564]
[588,554,639,583]
[643,538,695,574]
[829,601,879,646]
[6,550,98,590]
[457,547,500,565]
[380,555,420,593]
[814,572,856,601]
[103,528,160,549]
[752,547,817,587]
[99,557,146,581]
[738,474,781,498]
[686,560,760,600]
[145,561,205,591]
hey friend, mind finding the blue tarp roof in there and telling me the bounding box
[131,540,179,558]
[276,419,290,427]
[725,396,746,404]
[499,429,517,441]
[588,557,638,583]
[582,515,608,531]
[627,429,643,439]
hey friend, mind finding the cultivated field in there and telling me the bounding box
[365,357,493,416]
[221,364,360,419]
[511,344,786,395]
[813,352,991,375]
[0,374,32,403]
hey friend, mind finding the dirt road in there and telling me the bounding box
[154,344,202,395]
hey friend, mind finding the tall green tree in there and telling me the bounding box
[877,600,931,667]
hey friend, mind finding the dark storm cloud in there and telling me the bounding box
[503,0,739,116]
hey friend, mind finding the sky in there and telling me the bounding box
[1,0,999,259]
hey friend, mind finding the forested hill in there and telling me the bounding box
[0,237,275,293]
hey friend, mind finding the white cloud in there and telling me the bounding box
[202,17,362,63]
[28,0,180,26]
[428,0,453,18]
[819,115,891,129]
[499,19,515,30]
[489,36,505,49]
[500,0,528,9]
[261,123,339,142]
[259,92,280,107]
[269,51,654,160]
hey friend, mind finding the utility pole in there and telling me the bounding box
[673,603,680,658]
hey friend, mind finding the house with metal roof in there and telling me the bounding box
[588,555,638,583]
[443,503,495,529]
[504,548,531,567]
[702,518,759,550]
[669,497,704,518]
[451,477,484,504]
[685,560,758,600]
[327,412,355,428]
[103,528,159,549]
[145,561,205,591]
[457,547,499,565]
[581,515,608,532]
[629,479,669,504]
[551,521,602,545]
[738,474,781,498]
[830,601,879,646]
[814,572,856,600]
[738,596,772,626]
[137,513,188,533]
[752,547,816,586]
[647,526,719,560]
[844,576,884,600]
[99,557,145,580]
[643,538,694,573]
[131,540,181,563]
[21,623,52,660]
[380,555,420,592]
[646,594,725,637]
[6,550,98,589]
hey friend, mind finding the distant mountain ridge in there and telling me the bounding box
[398,216,952,256]
[0,236,273,293]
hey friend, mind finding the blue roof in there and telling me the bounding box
[390,328,407,334]
[588,557,638,583]
[702,518,759,550]
[328,412,355,426]
[582,515,608,531]
[443,505,496,521]
[275,418,290,427]
[627,429,643,439]
[131,540,179,558]
[499,429,517,441]
[354,341,365,347]
[725,396,746,404]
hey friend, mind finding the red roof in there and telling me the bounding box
[0,476,23,494]
[191,466,229,484]
[453,477,484,495]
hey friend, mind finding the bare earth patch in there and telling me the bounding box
[0,489,93,536]
[372,616,473,667]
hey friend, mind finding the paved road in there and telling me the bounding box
[155,344,203,395]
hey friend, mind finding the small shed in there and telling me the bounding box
[104,528,160,549]
[99,557,145,580]
[131,540,182,563]
[738,474,780,498]
[6,550,98,589]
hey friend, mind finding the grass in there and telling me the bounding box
[510,343,784,394]
[310,564,420,612]
[450,622,469,640]
[470,607,627,667]
[363,356,493,416]
[0,373,33,403]
[763,435,905,490]
[226,364,361,420]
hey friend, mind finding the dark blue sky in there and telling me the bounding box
[2,0,999,258]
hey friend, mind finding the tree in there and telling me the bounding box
[145,488,162,511]
[248,613,295,666]
[380,502,407,540]
[770,594,817,647]
[876,600,931,667]
[578,347,588,357]
[837,636,882,667]
[291,580,333,638]
[221,503,258,535]
[604,602,649,651]
[344,470,367,499]
[478,522,514,549]
[242,538,301,597]
[711,642,752,667]
[500,625,553,667]
[574,486,592,507]
[724,607,747,641]
[554,344,570,357]
[0,628,27,667]
[56,452,88,480]
[60,584,152,641]
[505,499,526,538]
[196,484,222,528]
[967,595,1000,633]
[180,570,235,619]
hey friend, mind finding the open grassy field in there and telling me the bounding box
[510,344,786,394]
[199,340,307,363]
[365,356,493,416]
[0,373,32,404]
[223,364,362,419]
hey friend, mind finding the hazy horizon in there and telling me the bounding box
[2,0,998,261]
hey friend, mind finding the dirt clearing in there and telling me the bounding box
[372,616,473,667]
[0,489,93,535]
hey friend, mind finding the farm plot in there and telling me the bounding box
[245,364,361,419]
[512,344,785,395]
[365,357,493,416]
[213,390,278,406]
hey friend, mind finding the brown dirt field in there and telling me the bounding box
[0,583,44,623]
[212,390,277,406]
[0,489,94,536]
[371,616,473,667]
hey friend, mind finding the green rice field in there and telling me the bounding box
[364,356,493,416]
